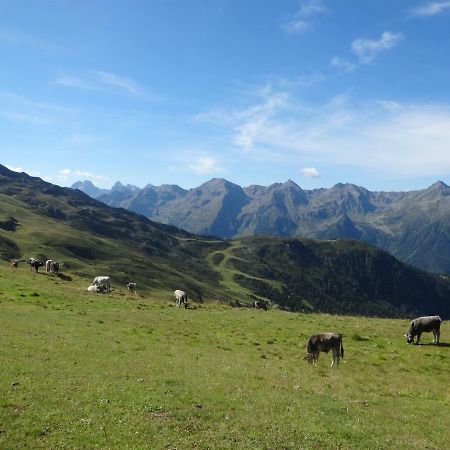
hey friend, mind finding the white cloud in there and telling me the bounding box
[188,156,222,175]
[282,20,312,34]
[299,0,327,16]
[5,164,24,173]
[92,70,145,96]
[330,56,356,74]
[55,75,93,90]
[352,31,403,63]
[57,168,110,187]
[198,88,450,178]
[5,164,40,177]
[302,167,321,178]
[282,0,327,34]
[412,1,450,16]
[55,70,149,98]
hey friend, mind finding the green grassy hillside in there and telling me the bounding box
[1,164,450,317]
[1,263,449,449]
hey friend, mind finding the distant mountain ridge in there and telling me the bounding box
[1,163,450,317]
[73,178,450,274]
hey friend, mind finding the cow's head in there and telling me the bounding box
[404,332,414,344]
[304,353,314,364]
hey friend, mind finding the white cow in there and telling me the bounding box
[92,276,111,293]
[174,289,188,308]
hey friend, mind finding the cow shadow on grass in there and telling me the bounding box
[57,273,72,281]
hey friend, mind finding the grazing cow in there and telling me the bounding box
[254,300,268,310]
[127,282,137,294]
[304,333,344,367]
[174,289,188,308]
[27,258,36,271]
[405,316,442,345]
[27,258,44,272]
[92,276,111,293]
[10,261,18,269]
[45,259,53,273]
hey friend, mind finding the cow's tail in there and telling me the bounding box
[340,338,344,359]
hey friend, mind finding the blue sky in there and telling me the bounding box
[1,0,450,191]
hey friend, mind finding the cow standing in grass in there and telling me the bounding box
[174,290,188,308]
[254,300,268,310]
[127,282,137,294]
[304,333,344,367]
[405,316,441,345]
[28,258,44,273]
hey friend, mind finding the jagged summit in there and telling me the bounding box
[70,175,450,274]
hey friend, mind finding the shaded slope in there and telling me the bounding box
[75,177,450,274]
[3,165,450,317]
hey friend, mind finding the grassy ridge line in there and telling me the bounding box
[1,262,449,449]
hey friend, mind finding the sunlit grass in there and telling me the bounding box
[0,263,449,449]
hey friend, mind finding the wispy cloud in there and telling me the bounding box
[412,1,450,16]
[330,56,356,74]
[5,164,40,177]
[92,70,145,96]
[187,156,223,175]
[352,31,403,64]
[282,0,327,34]
[0,92,77,125]
[55,75,94,90]
[57,168,110,187]
[198,87,450,177]
[197,85,290,153]
[302,167,321,178]
[55,70,149,98]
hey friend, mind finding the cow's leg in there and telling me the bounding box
[331,349,338,367]
[416,333,421,345]
[434,329,440,344]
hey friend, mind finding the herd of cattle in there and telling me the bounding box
[10,258,444,367]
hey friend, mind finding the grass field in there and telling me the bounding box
[1,262,449,449]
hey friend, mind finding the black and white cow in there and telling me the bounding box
[254,300,268,310]
[304,333,344,367]
[45,260,60,274]
[174,289,188,308]
[405,316,442,345]
[50,261,60,274]
[91,276,111,293]
[127,282,137,294]
[28,258,44,272]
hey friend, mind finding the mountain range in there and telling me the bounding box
[2,164,449,317]
[72,178,450,275]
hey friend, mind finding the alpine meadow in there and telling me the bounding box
[3,1,450,449]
